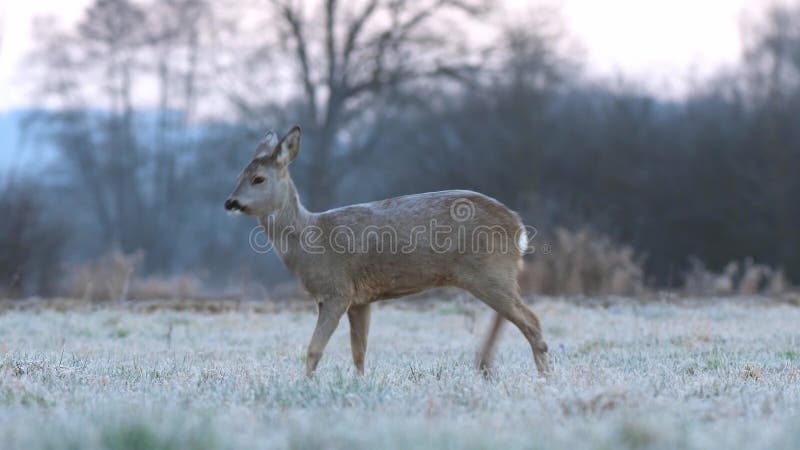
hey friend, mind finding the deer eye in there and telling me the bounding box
[251,176,265,185]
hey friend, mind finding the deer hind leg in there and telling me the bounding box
[306,298,349,377]
[347,303,371,375]
[477,313,505,376]
[468,279,550,376]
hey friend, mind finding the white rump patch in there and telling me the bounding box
[517,230,528,253]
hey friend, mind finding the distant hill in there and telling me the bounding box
[0,108,222,175]
[0,110,22,169]
[0,109,52,173]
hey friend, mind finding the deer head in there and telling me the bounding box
[224,125,301,217]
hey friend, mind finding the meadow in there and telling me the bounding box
[1,297,799,450]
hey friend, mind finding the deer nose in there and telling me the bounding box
[224,198,242,211]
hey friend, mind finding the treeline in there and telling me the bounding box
[2,0,799,296]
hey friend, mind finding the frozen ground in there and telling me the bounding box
[1,298,799,450]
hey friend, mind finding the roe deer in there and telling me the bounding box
[225,126,549,377]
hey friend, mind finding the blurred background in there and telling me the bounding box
[1,0,798,301]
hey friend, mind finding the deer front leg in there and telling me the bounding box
[306,298,349,377]
[347,303,371,375]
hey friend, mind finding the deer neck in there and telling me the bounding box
[258,177,314,266]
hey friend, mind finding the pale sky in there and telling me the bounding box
[0,0,773,111]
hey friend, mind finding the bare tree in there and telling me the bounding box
[27,0,217,270]
[738,3,800,268]
[142,0,214,268]
[226,0,490,209]
[742,2,800,102]
[79,0,149,250]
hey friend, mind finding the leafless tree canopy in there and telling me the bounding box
[224,0,491,208]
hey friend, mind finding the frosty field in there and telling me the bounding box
[1,298,799,450]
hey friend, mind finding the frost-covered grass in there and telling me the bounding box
[1,299,799,450]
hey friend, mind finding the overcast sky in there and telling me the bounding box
[0,0,772,111]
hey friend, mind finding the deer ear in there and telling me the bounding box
[262,130,279,148]
[254,130,279,158]
[273,125,301,166]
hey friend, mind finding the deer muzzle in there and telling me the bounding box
[224,198,245,213]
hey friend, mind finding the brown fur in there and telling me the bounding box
[226,126,549,376]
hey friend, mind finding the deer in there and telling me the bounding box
[225,126,549,377]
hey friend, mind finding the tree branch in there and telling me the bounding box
[325,0,338,88]
[279,2,318,124]
[341,0,380,80]
[341,0,472,99]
